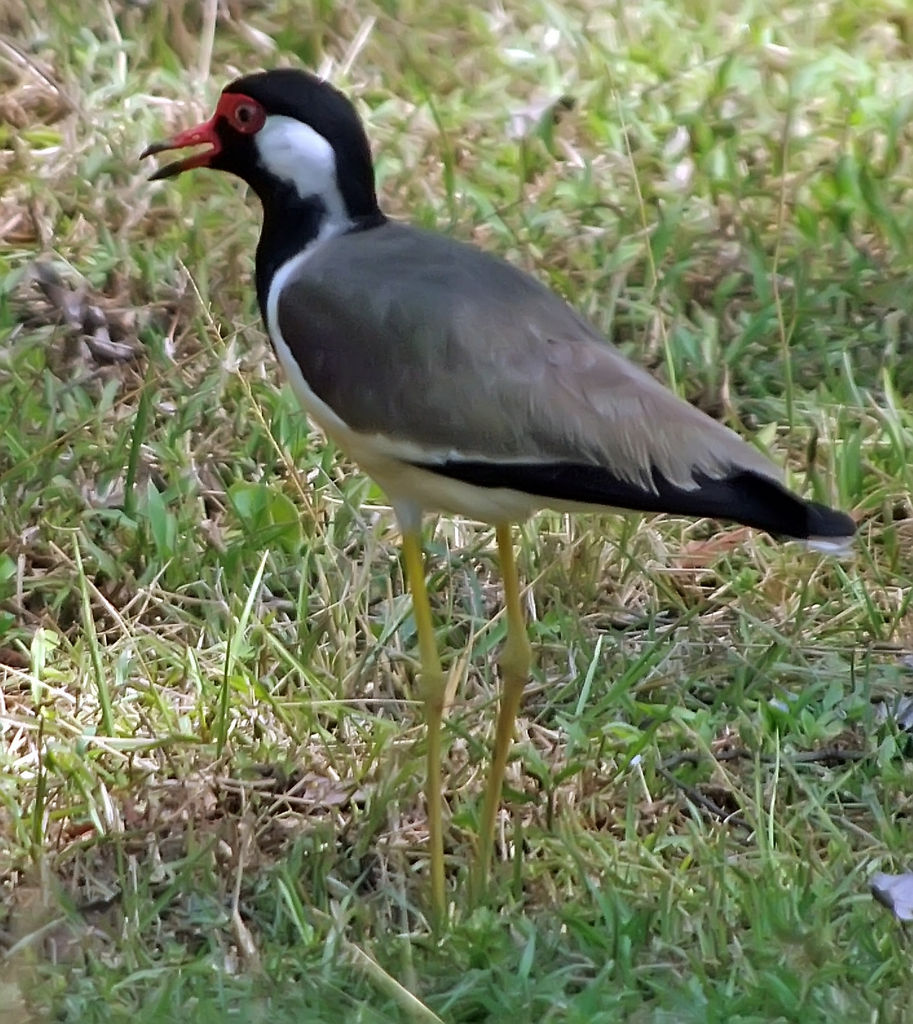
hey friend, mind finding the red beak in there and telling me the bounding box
[140,115,221,180]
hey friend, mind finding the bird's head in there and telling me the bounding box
[141,68,379,221]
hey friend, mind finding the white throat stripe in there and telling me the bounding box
[254,114,349,227]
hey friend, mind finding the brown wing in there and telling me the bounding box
[274,220,853,540]
[276,220,777,489]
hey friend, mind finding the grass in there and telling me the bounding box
[2,0,912,1020]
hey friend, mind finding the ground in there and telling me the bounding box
[1,1,912,1021]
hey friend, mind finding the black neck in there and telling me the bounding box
[255,186,327,316]
[253,184,386,318]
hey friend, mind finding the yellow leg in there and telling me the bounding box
[401,529,446,926]
[473,523,532,896]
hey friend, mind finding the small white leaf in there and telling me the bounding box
[870,872,913,921]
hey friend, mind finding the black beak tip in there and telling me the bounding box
[140,141,179,180]
[140,140,167,160]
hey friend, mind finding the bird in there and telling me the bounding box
[142,67,855,924]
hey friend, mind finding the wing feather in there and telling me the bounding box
[276,220,779,492]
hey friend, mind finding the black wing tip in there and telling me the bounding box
[413,459,855,542]
[803,501,856,540]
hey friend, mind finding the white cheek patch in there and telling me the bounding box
[254,114,349,228]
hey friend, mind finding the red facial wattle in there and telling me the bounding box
[141,92,265,179]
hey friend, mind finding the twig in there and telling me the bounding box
[656,766,750,832]
[660,747,867,772]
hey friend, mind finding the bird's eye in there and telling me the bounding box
[230,101,264,133]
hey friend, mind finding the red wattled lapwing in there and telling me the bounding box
[142,68,855,925]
